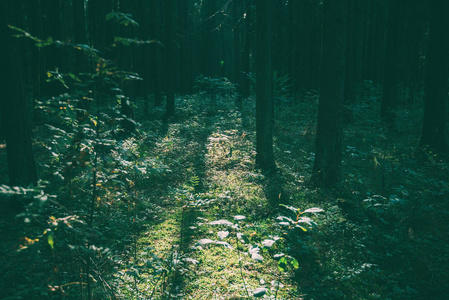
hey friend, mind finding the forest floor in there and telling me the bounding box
[1,86,449,299]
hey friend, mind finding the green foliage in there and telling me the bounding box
[273,71,292,97]
[245,71,292,97]
[194,75,236,98]
[106,12,139,27]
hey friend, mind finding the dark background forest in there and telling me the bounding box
[0,0,448,299]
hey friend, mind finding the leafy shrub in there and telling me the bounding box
[194,75,236,99]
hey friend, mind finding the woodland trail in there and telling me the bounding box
[112,95,302,299]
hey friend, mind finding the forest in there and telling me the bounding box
[0,0,448,299]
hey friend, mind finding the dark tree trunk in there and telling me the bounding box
[117,1,137,133]
[343,0,366,123]
[288,0,299,91]
[313,0,347,187]
[344,0,356,123]
[353,0,366,101]
[88,0,114,51]
[28,0,45,123]
[202,0,219,77]
[419,0,449,152]
[255,0,275,171]
[297,0,322,91]
[405,0,427,104]
[241,0,253,98]
[42,0,62,68]
[363,0,388,83]
[178,0,193,94]
[41,0,67,96]
[140,0,151,113]
[73,0,87,45]
[73,0,88,72]
[381,0,403,128]
[149,0,163,106]
[0,2,38,187]
[233,1,242,87]
[165,0,175,117]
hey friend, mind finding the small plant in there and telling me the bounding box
[190,204,323,299]
[194,75,236,100]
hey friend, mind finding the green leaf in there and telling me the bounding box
[261,239,276,248]
[303,207,324,213]
[234,215,246,221]
[196,238,214,246]
[253,287,267,297]
[296,225,308,232]
[290,257,299,269]
[210,219,234,226]
[278,257,287,272]
[48,235,54,249]
[217,230,229,240]
[280,204,299,213]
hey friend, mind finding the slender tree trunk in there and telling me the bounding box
[73,0,88,72]
[88,0,113,50]
[297,0,322,91]
[29,0,44,123]
[0,2,38,187]
[363,1,388,84]
[419,0,449,152]
[165,0,175,117]
[233,1,242,87]
[381,0,403,128]
[405,0,426,104]
[149,0,163,106]
[313,0,347,187]
[202,0,219,77]
[241,0,252,98]
[344,0,356,123]
[353,0,366,101]
[288,0,299,92]
[178,0,193,94]
[256,0,275,171]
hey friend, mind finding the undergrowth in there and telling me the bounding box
[1,81,449,299]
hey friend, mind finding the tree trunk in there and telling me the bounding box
[165,0,175,117]
[256,0,275,171]
[0,2,38,187]
[73,0,88,72]
[241,0,253,98]
[344,0,356,123]
[313,0,347,187]
[149,0,163,106]
[233,1,242,87]
[88,0,114,50]
[381,0,403,128]
[178,0,193,94]
[419,0,449,152]
[28,0,44,123]
[202,0,219,77]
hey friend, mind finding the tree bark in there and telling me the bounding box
[149,0,163,106]
[0,2,38,186]
[233,1,242,87]
[165,0,175,117]
[381,0,403,128]
[73,0,88,72]
[419,0,449,152]
[241,0,253,98]
[256,0,275,171]
[313,0,347,187]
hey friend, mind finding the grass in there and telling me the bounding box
[1,84,449,299]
